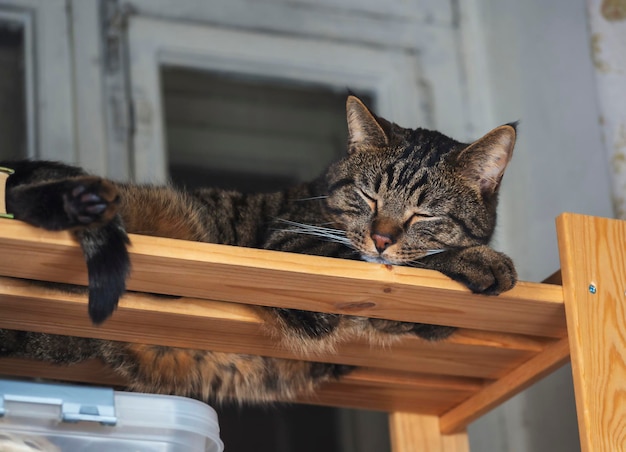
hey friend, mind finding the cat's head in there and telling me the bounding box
[324,95,515,265]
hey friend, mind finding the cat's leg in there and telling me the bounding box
[367,318,456,341]
[417,245,517,295]
[6,174,130,324]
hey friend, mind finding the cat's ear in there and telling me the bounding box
[456,124,516,195]
[346,96,390,153]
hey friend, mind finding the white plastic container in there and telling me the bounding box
[0,379,223,452]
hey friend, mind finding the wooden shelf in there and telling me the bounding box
[0,218,566,336]
[3,209,626,451]
[0,217,570,436]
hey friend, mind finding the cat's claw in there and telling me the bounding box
[72,184,88,197]
[84,202,107,215]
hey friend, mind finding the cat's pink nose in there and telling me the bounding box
[371,233,395,253]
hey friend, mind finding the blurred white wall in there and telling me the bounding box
[466,0,613,450]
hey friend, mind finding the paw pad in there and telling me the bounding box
[64,177,119,227]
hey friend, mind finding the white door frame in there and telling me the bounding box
[126,16,438,182]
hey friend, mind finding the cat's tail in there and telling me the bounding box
[74,218,131,324]
[3,159,131,324]
[21,185,132,324]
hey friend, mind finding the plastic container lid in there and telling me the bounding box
[0,379,223,452]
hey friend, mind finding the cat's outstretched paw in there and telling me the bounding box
[419,245,517,295]
[63,177,120,227]
[449,247,517,295]
[409,323,457,341]
[368,318,456,341]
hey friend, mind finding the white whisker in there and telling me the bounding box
[281,228,351,244]
[277,218,343,231]
[423,249,446,256]
[295,195,329,201]
[403,249,448,267]
[273,219,353,247]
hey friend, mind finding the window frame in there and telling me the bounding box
[126,16,429,183]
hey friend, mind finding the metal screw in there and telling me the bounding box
[589,284,597,294]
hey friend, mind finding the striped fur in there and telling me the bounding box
[0,96,517,404]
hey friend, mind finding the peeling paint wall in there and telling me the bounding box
[588,0,626,218]
[601,0,626,21]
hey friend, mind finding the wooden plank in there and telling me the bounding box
[0,276,544,379]
[0,219,566,337]
[557,213,626,452]
[439,336,570,434]
[334,331,546,379]
[389,413,469,452]
[0,358,481,414]
[0,358,126,388]
[303,369,483,414]
[542,270,562,285]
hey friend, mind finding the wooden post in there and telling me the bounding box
[389,413,469,452]
[557,213,626,452]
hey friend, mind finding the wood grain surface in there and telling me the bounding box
[0,219,565,336]
[389,413,469,452]
[0,218,571,431]
[557,213,626,452]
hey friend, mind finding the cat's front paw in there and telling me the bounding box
[63,177,120,227]
[420,245,517,295]
[368,318,456,341]
[450,246,517,295]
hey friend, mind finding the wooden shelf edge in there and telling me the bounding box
[0,218,572,419]
[0,219,566,337]
[0,358,480,415]
[438,336,570,434]
[0,276,555,379]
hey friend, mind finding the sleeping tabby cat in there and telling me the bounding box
[0,96,517,403]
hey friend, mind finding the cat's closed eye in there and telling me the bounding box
[357,188,378,212]
[404,212,437,228]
